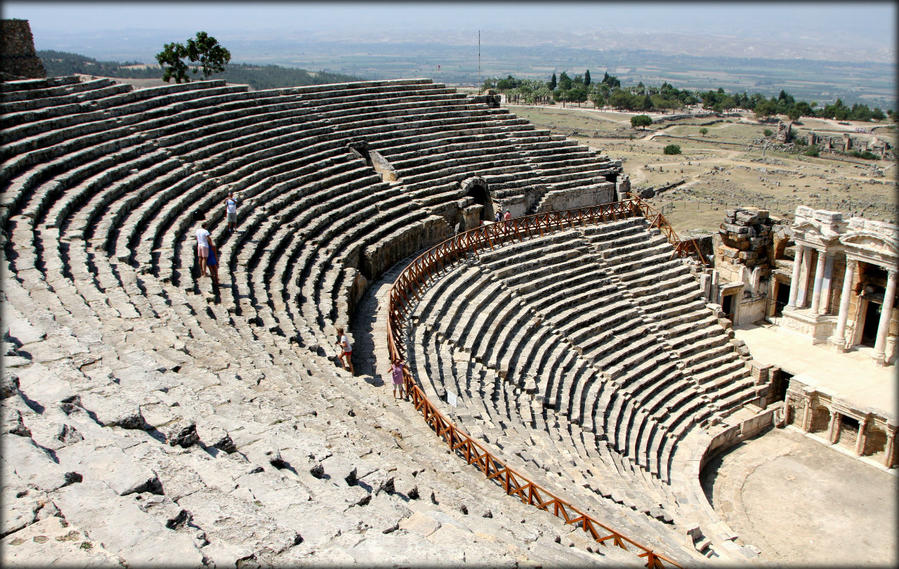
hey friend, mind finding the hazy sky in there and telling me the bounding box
[6,1,895,41]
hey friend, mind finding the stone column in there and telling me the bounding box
[801,398,812,432]
[828,410,842,444]
[855,417,869,456]
[832,259,857,349]
[809,249,827,313]
[818,253,835,315]
[788,245,804,307]
[873,269,897,365]
[796,246,814,308]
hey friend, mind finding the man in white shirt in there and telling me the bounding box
[225,192,238,233]
[196,221,211,277]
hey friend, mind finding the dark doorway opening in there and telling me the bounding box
[774,281,790,316]
[775,369,792,401]
[861,300,881,347]
[838,414,860,447]
[722,293,735,320]
[465,180,494,222]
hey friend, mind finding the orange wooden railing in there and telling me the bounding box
[629,194,708,266]
[386,198,685,568]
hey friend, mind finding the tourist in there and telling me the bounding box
[225,192,238,232]
[503,209,512,222]
[336,327,354,374]
[196,221,211,277]
[494,211,502,223]
[390,358,406,400]
[206,238,220,288]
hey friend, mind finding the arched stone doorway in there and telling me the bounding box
[460,177,494,223]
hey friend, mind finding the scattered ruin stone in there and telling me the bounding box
[1,373,20,398]
[165,421,199,448]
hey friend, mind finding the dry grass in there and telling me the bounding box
[508,104,897,233]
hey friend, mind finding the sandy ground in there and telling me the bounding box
[701,426,897,566]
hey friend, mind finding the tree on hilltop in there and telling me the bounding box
[156,31,231,83]
[584,69,591,86]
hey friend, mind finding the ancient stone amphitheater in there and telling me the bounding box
[1,76,772,566]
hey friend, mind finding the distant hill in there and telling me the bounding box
[37,50,362,90]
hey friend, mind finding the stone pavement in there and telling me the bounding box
[701,426,897,566]
[734,322,897,421]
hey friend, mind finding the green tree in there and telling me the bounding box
[584,69,591,86]
[548,73,557,91]
[156,42,190,83]
[631,114,652,130]
[156,31,231,83]
[699,127,708,136]
[663,144,681,155]
[558,71,573,91]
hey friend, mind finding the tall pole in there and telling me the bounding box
[478,30,481,90]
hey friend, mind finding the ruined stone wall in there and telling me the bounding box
[715,208,778,287]
[1,19,46,79]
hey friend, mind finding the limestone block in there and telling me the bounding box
[5,313,46,346]
[53,480,203,566]
[0,372,19,398]
[79,392,147,430]
[1,516,124,567]
[2,408,31,437]
[164,420,200,448]
[14,363,77,413]
[1,469,47,537]
[177,487,301,558]
[399,510,442,537]
[195,423,237,454]
[55,442,161,497]
[1,434,68,492]
[123,441,207,502]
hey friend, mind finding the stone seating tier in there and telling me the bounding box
[3,76,717,565]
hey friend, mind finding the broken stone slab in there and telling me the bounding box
[165,420,200,448]
[121,441,207,502]
[177,487,301,559]
[1,372,20,398]
[2,408,31,437]
[79,392,147,430]
[13,363,78,413]
[1,433,69,492]
[4,309,47,346]
[399,510,442,537]
[0,515,125,567]
[55,442,161,497]
[53,480,203,566]
[195,423,237,454]
[1,469,49,537]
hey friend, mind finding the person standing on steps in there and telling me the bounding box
[206,237,220,289]
[390,358,406,400]
[225,192,238,233]
[196,221,211,278]
[336,327,354,375]
[503,209,512,222]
